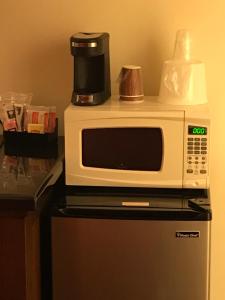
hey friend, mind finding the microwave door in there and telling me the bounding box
[65,112,184,188]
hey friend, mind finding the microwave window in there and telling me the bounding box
[82,128,163,171]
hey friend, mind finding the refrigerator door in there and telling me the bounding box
[52,209,210,300]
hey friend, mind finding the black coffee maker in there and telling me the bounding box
[70,32,111,106]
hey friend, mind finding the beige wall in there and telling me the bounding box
[1,0,224,298]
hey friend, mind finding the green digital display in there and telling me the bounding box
[188,126,207,135]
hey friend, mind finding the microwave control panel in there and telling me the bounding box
[184,125,209,187]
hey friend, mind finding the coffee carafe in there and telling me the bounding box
[70,32,111,106]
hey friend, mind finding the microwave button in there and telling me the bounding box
[188,161,192,164]
[201,151,207,154]
[201,142,207,146]
[188,138,194,141]
[188,151,194,154]
[188,146,194,150]
[195,156,199,160]
[188,142,194,145]
[194,146,200,150]
[202,161,206,165]
[201,138,207,141]
[194,151,200,154]
[194,142,200,146]
[201,146,207,150]
[187,169,193,173]
[194,138,200,141]
[195,161,199,164]
[200,170,207,174]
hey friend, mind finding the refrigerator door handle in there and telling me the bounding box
[188,199,208,212]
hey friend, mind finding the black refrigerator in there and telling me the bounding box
[51,187,211,300]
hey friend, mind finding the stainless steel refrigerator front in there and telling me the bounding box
[51,192,211,300]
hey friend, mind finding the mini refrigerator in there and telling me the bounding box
[51,188,211,300]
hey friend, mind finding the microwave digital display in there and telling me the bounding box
[82,128,163,171]
[188,126,207,135]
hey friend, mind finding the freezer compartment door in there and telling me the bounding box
[52,217,210,300]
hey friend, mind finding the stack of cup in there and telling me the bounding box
[158,29,208,105]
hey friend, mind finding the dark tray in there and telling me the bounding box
[3,121,58,158]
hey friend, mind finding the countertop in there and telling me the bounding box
[0,136,64,212]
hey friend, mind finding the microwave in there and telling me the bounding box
[64,97,210,189]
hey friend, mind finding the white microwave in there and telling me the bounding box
[64,97,210,189]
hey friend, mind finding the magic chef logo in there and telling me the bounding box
[176,231,200,238]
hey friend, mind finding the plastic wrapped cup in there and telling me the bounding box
[173,29,192,61]
[158,60,207,105]
[158,29,208,105]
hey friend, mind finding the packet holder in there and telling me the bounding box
[3,119,58,158]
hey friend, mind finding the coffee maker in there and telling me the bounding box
[70,32,111,106]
